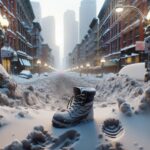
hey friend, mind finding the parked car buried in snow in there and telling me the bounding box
[43,72,48,76]
[19,70,32,79]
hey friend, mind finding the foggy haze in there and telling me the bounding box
[31,0,105,69]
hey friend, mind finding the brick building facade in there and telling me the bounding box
[0,0,50,74]
[0,0,17,73]
[69,18,98,68]
[31,22,43,72]
[97,0,149,71]
[41,44,54,67]
[15,0,35,73]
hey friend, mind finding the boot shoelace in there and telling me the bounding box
[67,94,93,118]
[67,94,86,109]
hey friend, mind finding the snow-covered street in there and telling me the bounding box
[1,71,150,150]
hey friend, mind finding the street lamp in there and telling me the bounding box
[1,15,9,29]
[44,63,48,72]
[146,11,150,21]
[80,65,84,77]
[37,59,41,64]
[101,58,106,77]
[80,65,84,69]
[115,5,150,22]
[37,59,41,75]
[86,63,90,76]
[44,63,48,67]
[86,63,90,67]
[0,14,9,64]
[49,65,53,71]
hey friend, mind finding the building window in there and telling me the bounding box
[129,31,133,45]
[8,0,11,11]
[123,34,127,47]
[135,27,140,41]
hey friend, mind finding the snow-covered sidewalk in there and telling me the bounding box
[1,71,150,150]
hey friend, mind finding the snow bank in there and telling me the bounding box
[95,74,143,104]
[0,64,9,78]
[4,125,80,150]
[119,63,146,81]
[1,72,150,150]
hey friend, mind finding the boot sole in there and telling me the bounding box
[52,112,94,128]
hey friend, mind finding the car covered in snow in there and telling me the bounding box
[119,63,146,81]
[43,72,48,76]
[19,70,32,79]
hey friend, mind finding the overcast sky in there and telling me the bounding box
[30,0,105,60]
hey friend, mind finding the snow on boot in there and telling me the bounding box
[52,87,96,128]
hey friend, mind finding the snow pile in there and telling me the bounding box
[0,64,9,78]
[4,125,80,150]
[119,63,146,81]
[117,98,132,116]
[139,87,150,111]
[96,142,125,150]
[0,115,7,128]
[0,65,18,106]
[4,125,51,150]
[1,72,150,150]
[96,75,143,103]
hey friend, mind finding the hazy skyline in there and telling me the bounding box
[79,0,96,42]
[31,0,105,63]
[64,10,78,68]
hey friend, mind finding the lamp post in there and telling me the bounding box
[37,59,41,75]
[115,4,150,22]
[115,2,150,81]
[86,63,90,76]
[80,65,84,77]
[44,63,48,67]
[0,14,9,64]
[101,58,106,77]
[44,63,48,72]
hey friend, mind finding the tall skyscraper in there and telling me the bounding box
[41,16,55,48]
[64,10,78,60]
[41,16,60,68]
[31,1,42,22]
[79,0,96,42]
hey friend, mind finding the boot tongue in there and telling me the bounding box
[73,87,82,95]
[81,87,96,95]
[81,88,96,103]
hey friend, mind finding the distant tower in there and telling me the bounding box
[41,16,60,68]
[79,0,96,42]
[41,16,56,48]
[31,1,42,22]
[64,10,78,60]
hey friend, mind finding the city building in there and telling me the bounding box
[69,18,98,69]
[41,16,58,67]
[53,45,60,68]
[41,16,55,48]
[0,0,52,74]
[31,1,42,22]
[64,10,78,67]
[68,44,80,68]
[87,18,98,66]
[41,44,54,66]
[15,0,35,73]
[78,39,86,65]
[31,22,43,72]
[0,0,17,73]
[79,0,96,42]
[97,0,149,72]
